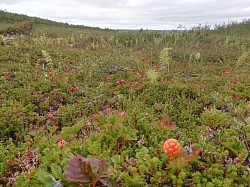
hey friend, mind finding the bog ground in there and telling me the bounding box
[0,12,250,187]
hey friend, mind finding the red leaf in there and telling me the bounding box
[184,149,202,163]
[66,155,91,183]
[66,155,111,186]
[232,94,243,101]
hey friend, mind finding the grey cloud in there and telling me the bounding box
[0,0,32,5]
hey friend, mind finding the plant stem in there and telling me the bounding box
[92,181,97,187]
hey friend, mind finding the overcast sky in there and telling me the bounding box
[1,0,250,30]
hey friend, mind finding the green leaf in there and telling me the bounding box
[51,164,63,179]
[223,139,247,157]
[60,120,85,140]
[46,183,56,187]
[36,171,54,184]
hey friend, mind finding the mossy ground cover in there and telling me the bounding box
[0,23,250,186]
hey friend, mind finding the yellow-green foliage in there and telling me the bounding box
[195,52,201,62]
[236,50,249,67]
[0,21,33,35]
[59,119,85,140]
[159,47,172,72]
[201,108,230,129]
[41,50,53,68]
[146,69,159,84]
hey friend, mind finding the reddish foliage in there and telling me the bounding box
[156,118,176,131]
[184,149,202,163]
[119,112,129,118]
[66,155,111,186]
[232,94,243,101]
[69,86,78,95]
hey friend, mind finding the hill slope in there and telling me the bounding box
[0,10,105,35]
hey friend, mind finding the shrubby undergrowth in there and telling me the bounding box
[0,17,250,187]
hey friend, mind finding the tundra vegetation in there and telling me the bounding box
[0,11,250,187]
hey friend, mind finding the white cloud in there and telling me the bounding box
[0,0,250,29]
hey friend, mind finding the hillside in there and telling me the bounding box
[0,10,102,29]
[0,12,250,187]
[0,10,105,35]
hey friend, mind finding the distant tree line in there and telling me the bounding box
[214,19,250,34]
[0,10,102,35]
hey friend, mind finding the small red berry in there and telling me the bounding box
[120,79,125,84]
[48,72,53,77]
[135,82,139,86]
[48,113,53,119]
[224,71,230,75]
[116,81,120,85]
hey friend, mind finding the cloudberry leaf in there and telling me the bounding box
[66,154,111,186]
